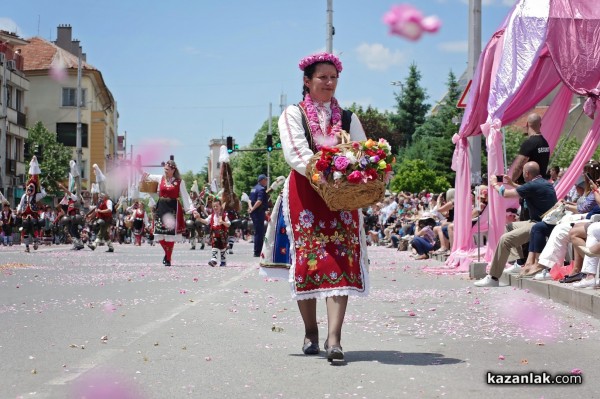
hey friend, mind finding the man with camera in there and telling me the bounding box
[474,161,556,287]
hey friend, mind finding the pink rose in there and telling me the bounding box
[333,156,350,171]
[347,170,363,184]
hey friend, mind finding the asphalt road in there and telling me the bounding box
[1,240,598,399]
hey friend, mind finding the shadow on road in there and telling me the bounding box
[346,351,464,366]
[289,351,463,366]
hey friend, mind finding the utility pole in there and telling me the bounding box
[76,46,83,194]
[467,0,482,184]
[326,0,334,53]
[0,54,7,197]
[267,103,272,185]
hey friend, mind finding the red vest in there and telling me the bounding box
[98,199,113,221]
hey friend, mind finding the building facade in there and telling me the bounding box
[0,31,29,206]
[17,25,118,194]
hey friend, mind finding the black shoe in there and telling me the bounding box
[162,256,167,265]
[164,260,171,266]
[106,248,114,253]
[253,254,260,257]
[324,340,344,362]
[560,272,586,283]
[302,341,320,355]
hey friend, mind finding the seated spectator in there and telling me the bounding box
[410,214,436,260]
[432,188,454,255]
[474,162,557,287]
[521,162,600,281]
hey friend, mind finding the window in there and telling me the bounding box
[62,87,87,107]
[6,85,12,108]
[15,89,23,112]
[15,137,22,161]
[56,123,89,147]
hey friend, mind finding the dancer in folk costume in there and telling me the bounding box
[187,180,208,250]
[58,160,84,250]
[217,146,241,255]
[260,53,369,362]
[127,199,148,246]
[142,160,197,266]
[87,192,115,252]
[197,198,231,267]
[1,200,14,246]
[17,156,47,253]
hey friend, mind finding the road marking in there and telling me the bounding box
[37,266,255,393]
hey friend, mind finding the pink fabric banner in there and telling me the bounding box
[547,0,600,118]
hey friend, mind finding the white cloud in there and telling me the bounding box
[355,43,406,71]
[438,40,468,53]
[0,18,23,35]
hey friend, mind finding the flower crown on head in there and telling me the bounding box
[298,52,343,73]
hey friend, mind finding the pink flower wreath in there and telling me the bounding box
[298,52,343,73]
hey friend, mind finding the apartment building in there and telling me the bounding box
[17,25,118,193]
[0,30,29,206]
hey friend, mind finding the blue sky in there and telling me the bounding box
[2,0,513,174]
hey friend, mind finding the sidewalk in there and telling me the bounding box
[428,251,600,319]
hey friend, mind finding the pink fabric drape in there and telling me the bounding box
[547,0,600,118]
[554,117,600,199]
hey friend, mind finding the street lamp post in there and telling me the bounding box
[76,47,83,194]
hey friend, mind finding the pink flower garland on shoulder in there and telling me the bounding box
[302,94,342,150]
[298,52,344,150]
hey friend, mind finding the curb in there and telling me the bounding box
[500,272,600,319]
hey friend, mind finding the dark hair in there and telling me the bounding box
[164,160,181,180]
[301,61,338,98]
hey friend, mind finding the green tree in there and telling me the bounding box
[390,159,450,193]
[26,122,71,194]
[389,63,430,147]
[347,103,398,153]
[230,118,291,199]
[180,168,208,192]
[398,71,462,185]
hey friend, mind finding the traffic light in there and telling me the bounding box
[266,135,273,152]
[226,136,234,153]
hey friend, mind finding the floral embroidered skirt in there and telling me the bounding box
[260,171,369,300]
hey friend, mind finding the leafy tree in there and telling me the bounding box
[25,121,71,194]
[389,63,430,147]
[180,169,208,192]
[398,71,462,185]
[230,118,291,199]
[548,135,600,169]
[390,159,450,193]
[347,103,398,153]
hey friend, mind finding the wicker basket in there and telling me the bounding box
[139,179,158,193]
[305,133,386,211]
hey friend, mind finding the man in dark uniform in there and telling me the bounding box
[510,113,550,184]
[249,174,269,257]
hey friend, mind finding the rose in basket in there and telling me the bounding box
[310,138,395,186]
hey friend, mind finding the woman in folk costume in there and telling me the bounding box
[260,53,369,362]
[17,156,47,253]
[142,159,198,266]
[127,199,149,246]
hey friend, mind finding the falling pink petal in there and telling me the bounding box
[71,370,144,399]
[103,301,117,313]
[162,214,175,229]
[498,355,505,360]
[571,368,582,375]
[408,311,416,317]
[383,4,441,41]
